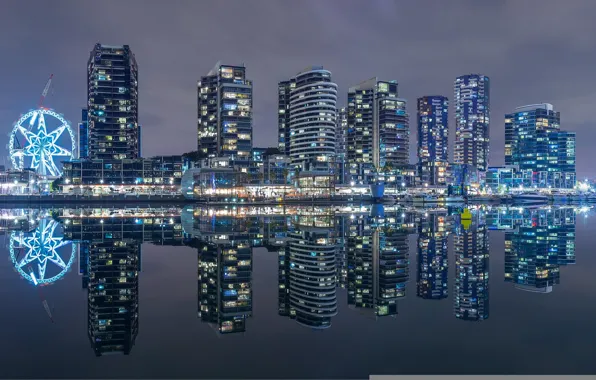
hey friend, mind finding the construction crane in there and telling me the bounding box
[12,74,55,151]
[38,74,54,109]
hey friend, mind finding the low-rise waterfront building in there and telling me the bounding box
[61,156,184,194]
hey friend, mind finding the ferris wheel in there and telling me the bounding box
[8,74,76,177]
[9,218,76,286]
[9,108,76,177]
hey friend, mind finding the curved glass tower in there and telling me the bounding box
[287,67,337,172]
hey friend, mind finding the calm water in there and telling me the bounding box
[0,205,595,378]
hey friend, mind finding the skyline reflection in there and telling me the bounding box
[2,204,587,356]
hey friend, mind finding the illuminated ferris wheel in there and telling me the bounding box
[7,74,76,177]
[9,218,76,286]
[9,108,76,177]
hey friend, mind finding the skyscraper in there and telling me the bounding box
[454,74,490,171]
[335,107,348,184]
[505,103,576,188]
[417,96,449,186]
[347,78,408,184]
[198,63,253,166]
[335,107,348,158]
[87,43,140,160]
[78,108,89,159]
[285,66,337,172]
[278,79,295,156]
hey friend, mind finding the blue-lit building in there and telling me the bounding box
[79,108,89,159]
[448,163,480,196]
[505,103,576,189]
[454,74,490,172]
[485,165,537,192]
[417,96,449,186]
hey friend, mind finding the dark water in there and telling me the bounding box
[0,205,594,378]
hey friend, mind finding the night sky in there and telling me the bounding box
[1,0,595,177]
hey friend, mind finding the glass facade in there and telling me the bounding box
[87,44,140,160]
[61,156,184,191]
[417,96,449,186]
[277,80,295,156]
[454,74,490,171]
[79,108,89,159]
[505,104,576,189]
[287,67,337,172]
[347,79,408,184]
[198,64,253,167]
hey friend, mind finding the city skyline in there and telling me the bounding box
[1,1,595,178]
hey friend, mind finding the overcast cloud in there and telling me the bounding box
[1,0,595,177]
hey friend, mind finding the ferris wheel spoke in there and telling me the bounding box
[17,251,38,269]
[48,145,72,156]
[47,251,67,270]
[48,124,67,141]
[38,262,47,281]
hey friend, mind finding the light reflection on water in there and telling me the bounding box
[0,204,594,378]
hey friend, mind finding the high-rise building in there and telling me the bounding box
[417,96,449,186]
[347,78,408,184]
[336,107,348,158]
[335,107,348,184]
[417,213,449,300]
[454,74,490,171]
[285,66,337,172]
[453,220,489,321]
[79,108,89,159]
[87,43,140,160]
[278,80,295,156]
[198,63,253,167]
[87,240,140,356]
[505,103,576,188]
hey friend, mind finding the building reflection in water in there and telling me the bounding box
[417,212,450,300]
[279,212,338,328]
[87,240,140,356]
[62,208,183,355]
[347,208,411,318]
[44,204,582,348]
[453,210,490,321]
[193,212,253,334]
[503,207,576,293]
